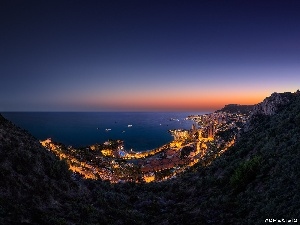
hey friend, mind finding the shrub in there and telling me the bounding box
[230,156,262,191]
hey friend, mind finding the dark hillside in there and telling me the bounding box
[228,94,300,223]
[0,114,89,224]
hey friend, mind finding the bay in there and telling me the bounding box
[1,112,207,151]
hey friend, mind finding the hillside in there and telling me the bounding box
[216,104,254,114]
[0,114,91,224]
[1,91,300,224]
[152,90,300,224]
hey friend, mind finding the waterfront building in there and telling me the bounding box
[172,129,190,140]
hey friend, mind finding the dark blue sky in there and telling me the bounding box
[1,0,300,111]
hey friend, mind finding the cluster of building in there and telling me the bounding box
[186,111,249,139]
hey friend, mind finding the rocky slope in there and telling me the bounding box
[251,91,299,116]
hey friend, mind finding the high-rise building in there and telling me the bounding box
[192,123,196,132]
[207,123,214,138]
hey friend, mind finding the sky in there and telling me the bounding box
[1,0,299,112]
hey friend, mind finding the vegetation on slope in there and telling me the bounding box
[216,104,254,114]
[0,115,89,224]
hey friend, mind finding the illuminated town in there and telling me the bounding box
[41,109,250,183]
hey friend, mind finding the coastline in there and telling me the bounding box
[1,111,198,151]
[40,109,248,183]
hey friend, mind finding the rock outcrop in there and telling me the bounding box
[243,90,300,132]
[251,91,295,116]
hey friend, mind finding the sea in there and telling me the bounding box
[1,112,208,152]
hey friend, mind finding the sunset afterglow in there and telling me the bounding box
[1,1,299,111]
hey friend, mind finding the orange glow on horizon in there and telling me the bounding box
[74,90,266,111]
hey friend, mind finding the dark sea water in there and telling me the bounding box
[1,112,207,151]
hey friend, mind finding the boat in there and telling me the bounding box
[105,128,111,131]
[128,124,132,127]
